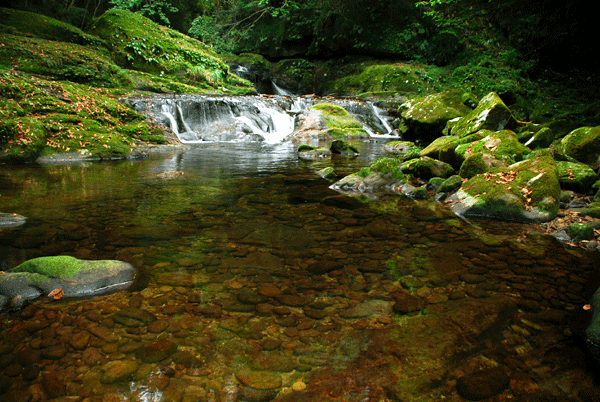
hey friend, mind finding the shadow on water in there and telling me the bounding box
[0,143,599,401]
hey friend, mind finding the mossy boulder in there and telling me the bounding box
[400,156,455,180]
[330,157,413,196]
[400,89,474,141]
[419,132,485,169]
[448,156,560,223]
[330,140,359,156]
[0,256,137,311]
[568,223,594,243]
[523,127,554,149]
[297,144,331,160]
[558,126,600,167]
[448,92,518,138]
[454,130,528,168]
[556,161,599,193]
[290,104,367,144]
[438,175,463,194]
[326,62,434,97]
[459,152,508,179]
[273,59,315,94]
[384,141,422,161]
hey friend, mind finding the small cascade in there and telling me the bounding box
[126,94,398,144]
[272,81,293,96]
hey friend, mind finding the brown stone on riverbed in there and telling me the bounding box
[70,331,91,349]
[136,340,178,363]
[456,367,510,400]
[101,360,140,384]
[393,292,425,314]
[236,371,282,390]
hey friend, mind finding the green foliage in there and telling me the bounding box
[109,0,178,25]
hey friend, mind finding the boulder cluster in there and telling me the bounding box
[294,90,600,238]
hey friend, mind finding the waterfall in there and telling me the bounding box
[127,95,398,143]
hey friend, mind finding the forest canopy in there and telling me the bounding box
[2,0,599,71]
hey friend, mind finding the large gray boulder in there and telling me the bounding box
[0,256,137,311]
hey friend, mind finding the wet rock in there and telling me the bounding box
[42,373,66,398]
[0,212,27,228]
[101,360,140,384]
[136,340,178,363]
[238,288,270,305]
[339,300,394,318]
[401,156,455,180]
[148,319,170,333]
[307,260,343,275]
[393,293,425,314]
[192,304,222,318]
[455,367,510,400]
[0,256,137,311]
[113,307,156,327]
[274,294,307,307]
[70,331,91,350]
[235,371,282,390]
[41,345,67,360]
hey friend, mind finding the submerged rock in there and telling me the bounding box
[0,212,27,228]
[0,256,137,311]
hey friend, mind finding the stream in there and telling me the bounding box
[0,95,599,401]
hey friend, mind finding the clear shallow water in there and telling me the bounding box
[0,142,599,402]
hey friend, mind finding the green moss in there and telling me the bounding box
[0,7,104,47]
[459,152,489,179]
[13,255,89,279]
[369,157,406,180]
[311,103,367,139]
[326,62,438,97]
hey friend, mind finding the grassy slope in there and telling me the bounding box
[0,8,255,163]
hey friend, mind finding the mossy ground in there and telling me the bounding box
[0,7,255,163]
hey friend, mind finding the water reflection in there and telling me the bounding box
[0,143,598,401]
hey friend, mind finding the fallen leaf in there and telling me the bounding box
[48,288,64,300]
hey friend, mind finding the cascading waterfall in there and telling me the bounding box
[126,94,398,144]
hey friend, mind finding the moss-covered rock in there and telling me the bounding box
[459,152,508,179]
[419,132,485,168]
[400,156,455,180]
[329,157,413,196]
[290,103,368,144]
[448,156,560,223]
[297,144,331,160]
[438,175,463,194]
[384,141,422,161]
[523,127,554,149]
[0,256,137,311]
[454,130,528,167]
[274,59,315,94]
[448,92,518,138]
[556,161,599,193]
[557,125,600,167]
[568,223,594,243]
[325,62,436,97]
[400,89,474,141]
[330,139,359,156]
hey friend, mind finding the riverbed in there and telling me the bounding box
[0,142,598,401]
